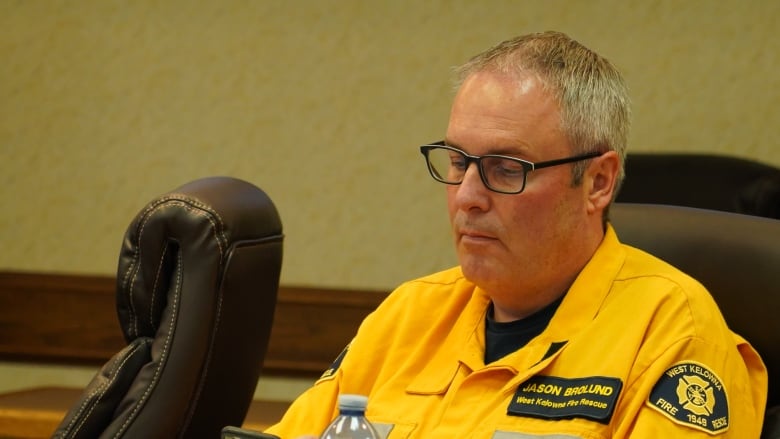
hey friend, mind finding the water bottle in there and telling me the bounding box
[319,394,379,439]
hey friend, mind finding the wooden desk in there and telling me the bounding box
[0,387,290,438]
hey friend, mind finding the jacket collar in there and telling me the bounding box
[406,225,626,395]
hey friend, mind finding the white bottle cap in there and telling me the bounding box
[338,394,369,411]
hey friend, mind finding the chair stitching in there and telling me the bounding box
[121,196,226,339]
[110,194,227,437]
[172,203,227,435]
[175,205,228,433]
[65,340,150,437]
[145,203,223,334]
[122,199,169,339]
[61,366,116,436]
[172,196,228,254]
[62,351,125,434]
[149,244,169,331]
[113,251,183,438]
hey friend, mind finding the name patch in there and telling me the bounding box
[508,375,623,423]
[647,361,729,434]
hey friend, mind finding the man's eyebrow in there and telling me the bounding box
[443,139,530,157]
[491,146,528,156]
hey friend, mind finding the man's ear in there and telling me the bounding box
[585,151,620,214]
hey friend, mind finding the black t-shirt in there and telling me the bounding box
[484,295,564,364]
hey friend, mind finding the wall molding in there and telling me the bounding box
[0,270,387,377]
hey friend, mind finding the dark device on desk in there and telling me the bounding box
[222,426,281,439]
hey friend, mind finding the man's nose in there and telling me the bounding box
[452,163,490,210]
[461,162,483,187]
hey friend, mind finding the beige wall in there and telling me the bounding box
[2,0,779,291]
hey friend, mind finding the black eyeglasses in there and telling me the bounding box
[420,141,602,194]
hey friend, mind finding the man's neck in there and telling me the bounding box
[490,285,570,322]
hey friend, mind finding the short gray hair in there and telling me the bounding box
[455,31,631,194]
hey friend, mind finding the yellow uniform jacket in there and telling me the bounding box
[266,226,767,438]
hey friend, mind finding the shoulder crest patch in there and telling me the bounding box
[647,361,729,434]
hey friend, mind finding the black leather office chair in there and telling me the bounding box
[616,153,780,219]
[610,203,780,438]
[53,176,284,439]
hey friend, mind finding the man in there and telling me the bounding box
[266,31,767,438]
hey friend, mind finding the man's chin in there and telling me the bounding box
[458,256,497,285]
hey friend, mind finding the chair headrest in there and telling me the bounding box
[116,176,282,340]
